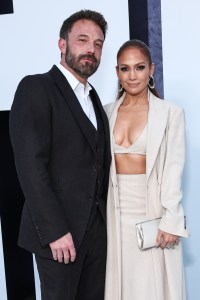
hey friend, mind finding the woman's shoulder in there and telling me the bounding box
[151,93,184,114]
[104,101,118,116]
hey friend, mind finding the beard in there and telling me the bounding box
[65,45,100,78]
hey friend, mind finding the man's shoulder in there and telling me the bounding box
[17,67,58,92]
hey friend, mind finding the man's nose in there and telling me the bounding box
[86,42,95,53]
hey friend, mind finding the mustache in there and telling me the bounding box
[78,54,97,63]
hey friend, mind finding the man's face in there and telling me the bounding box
[59,19,104,81]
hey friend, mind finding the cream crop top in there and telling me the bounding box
[113,124,147,155]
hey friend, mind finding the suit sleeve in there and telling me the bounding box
[9,76,69,246]
[159,106,189,237]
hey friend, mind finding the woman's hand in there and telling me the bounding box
[156,229,179,249]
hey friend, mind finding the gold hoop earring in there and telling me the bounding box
[148,76,155,89]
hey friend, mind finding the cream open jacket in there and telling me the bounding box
[104,91,189,300]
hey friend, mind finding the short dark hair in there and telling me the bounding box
[60,9,108,40]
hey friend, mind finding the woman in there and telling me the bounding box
[104,39,189,300]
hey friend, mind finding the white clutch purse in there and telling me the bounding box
[135,217,161,250]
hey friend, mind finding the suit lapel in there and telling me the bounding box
[107,92,168,183]
[50,65,98,153]
[108,94,125,136]
[89,87,111,152]
[107,94,125,185]
[146,92,169,181]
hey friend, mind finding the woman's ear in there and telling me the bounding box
[150,63,155,77]
[116,66,119,77]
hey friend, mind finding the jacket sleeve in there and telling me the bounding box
[159,106,189,237]
[9,76,69,246]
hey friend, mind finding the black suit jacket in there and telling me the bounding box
[9,65,111,258]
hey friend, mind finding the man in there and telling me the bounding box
[9,9,111,300]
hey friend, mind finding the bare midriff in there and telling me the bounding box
[115,154,146,174]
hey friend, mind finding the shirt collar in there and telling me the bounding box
[75,81,92,98]
[56,63,92,95]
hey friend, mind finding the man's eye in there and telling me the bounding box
[95,42,103,48]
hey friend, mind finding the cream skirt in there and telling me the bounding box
[117,174,170,300]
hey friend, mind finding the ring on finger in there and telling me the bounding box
[166,243,175,249]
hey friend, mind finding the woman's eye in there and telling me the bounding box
[136,65,145,70]
[120,67,129,72]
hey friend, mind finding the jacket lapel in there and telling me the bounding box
[146,92,169,181]
[49,65,98,153]
[107,91,168,183]
[107,94,125,185]
[89,87,111,157]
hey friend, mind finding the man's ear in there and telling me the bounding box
[58,38,66,55]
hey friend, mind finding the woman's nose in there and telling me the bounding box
[129,69,136,80]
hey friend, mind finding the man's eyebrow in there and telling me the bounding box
[77,34,88,38]
[77,34,104,43]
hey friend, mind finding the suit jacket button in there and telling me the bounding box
[93,166,97,172]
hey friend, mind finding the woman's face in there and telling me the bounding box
[116,47,154,96]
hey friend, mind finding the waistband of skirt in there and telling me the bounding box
[116,173,146,184]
